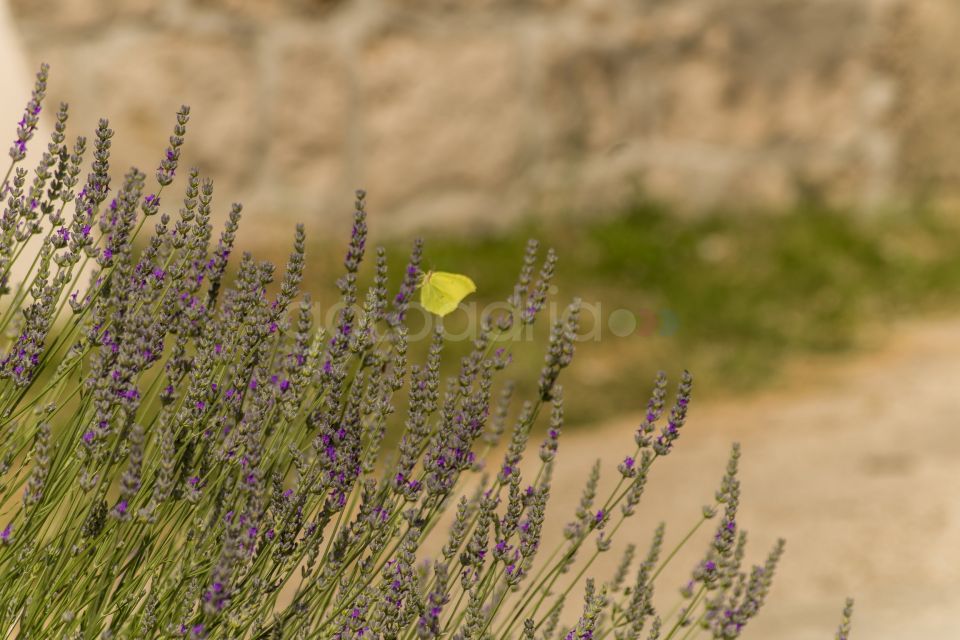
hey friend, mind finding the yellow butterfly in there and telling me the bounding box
[419,271,477,317]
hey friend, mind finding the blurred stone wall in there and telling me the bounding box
[0,1,30,133]
[5,0,960,241]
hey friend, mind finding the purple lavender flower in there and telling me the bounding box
[8,65,47,162]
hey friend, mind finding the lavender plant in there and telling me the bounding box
[0,65,853,639]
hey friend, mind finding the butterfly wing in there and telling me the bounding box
[421,280,458,317]
[430,272,476,299]
[420,272,476,317]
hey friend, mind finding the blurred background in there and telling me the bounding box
[4,0,960,637]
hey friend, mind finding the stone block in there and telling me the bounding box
[261,36,350,228]
[356,31,527,224]
[9,0,158,30]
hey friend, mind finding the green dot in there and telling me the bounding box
[608,309,637,337]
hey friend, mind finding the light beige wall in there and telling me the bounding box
[0,0,31,139]
[1,1,51,290]
[4,0,960,242]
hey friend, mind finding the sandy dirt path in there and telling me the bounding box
[542,316,960,639]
